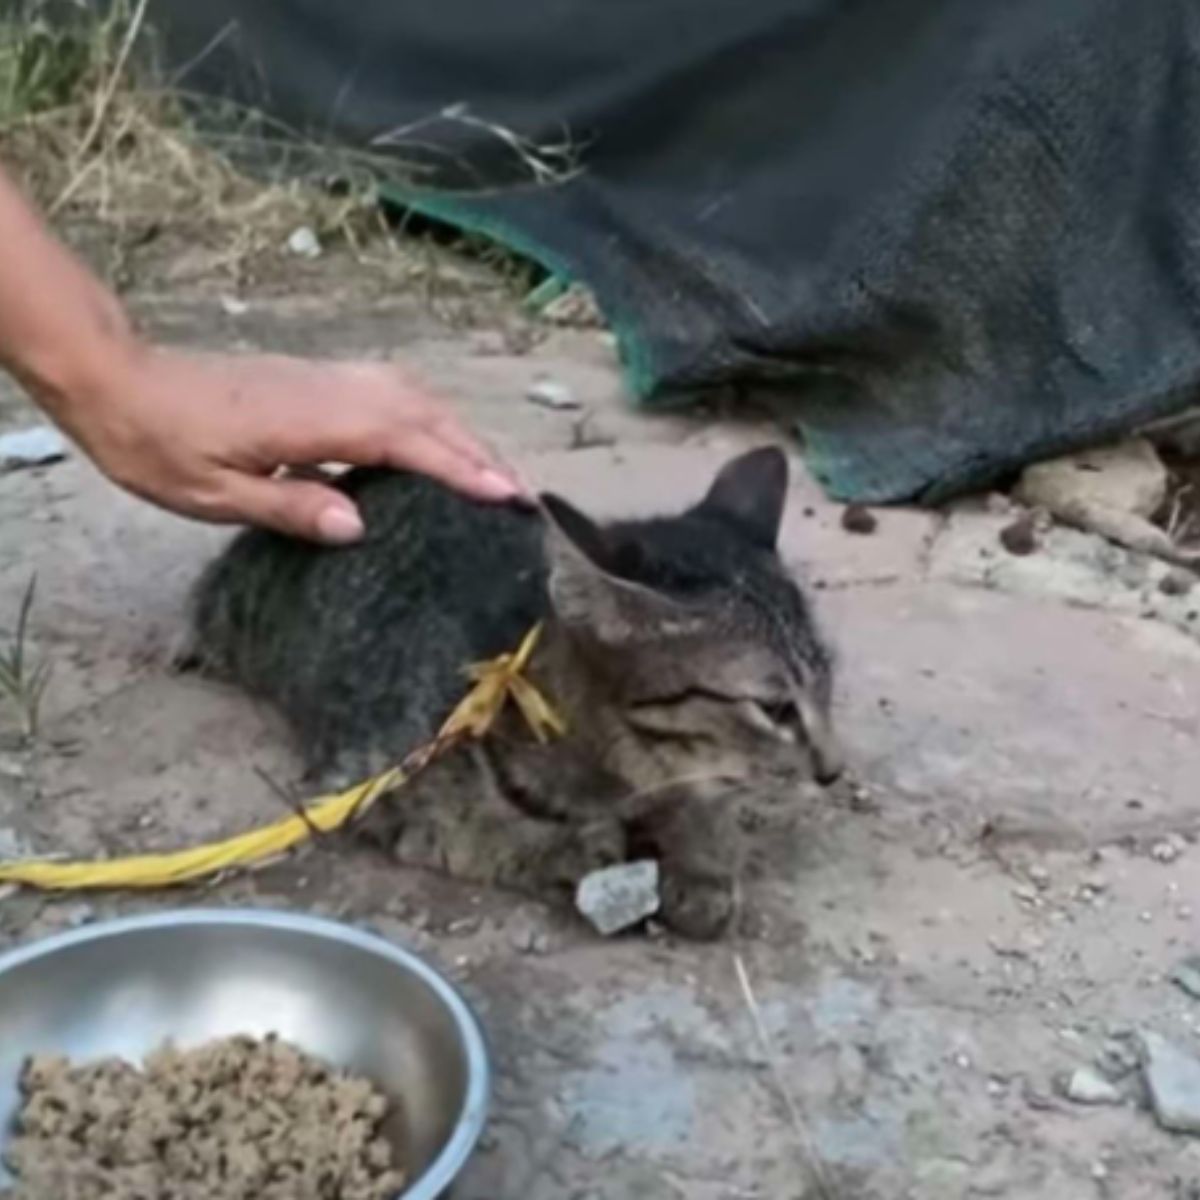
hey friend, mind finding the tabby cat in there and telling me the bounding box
[190,446,840,937]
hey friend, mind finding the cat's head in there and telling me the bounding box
[539,446,841,792]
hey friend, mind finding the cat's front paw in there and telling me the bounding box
[658,871,734,941]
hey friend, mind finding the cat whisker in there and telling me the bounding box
[618,769,749,816]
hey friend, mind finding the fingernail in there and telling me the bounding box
[479,468,524,500]
[316,503,365,545]
[509,467,535,498]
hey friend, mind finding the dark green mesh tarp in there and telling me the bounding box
[150,0,1200,502]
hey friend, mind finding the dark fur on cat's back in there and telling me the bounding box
[191,447,840,938]
[193,469,548,780]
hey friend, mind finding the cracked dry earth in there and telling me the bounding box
[1,250,1198,1199]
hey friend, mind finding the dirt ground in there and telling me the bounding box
[1,242,1199,1200]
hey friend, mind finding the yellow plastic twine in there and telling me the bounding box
[0,624,565,892]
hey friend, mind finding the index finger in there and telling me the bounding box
[383,427,524,502]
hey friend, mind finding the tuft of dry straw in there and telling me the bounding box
[733,952,840,1200]
[0,1,399,284]
[58,0,150,200]
[373,102,582,193]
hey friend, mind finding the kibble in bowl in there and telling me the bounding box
[3,1035,407,1200]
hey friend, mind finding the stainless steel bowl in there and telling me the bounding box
[0,908,489,1198]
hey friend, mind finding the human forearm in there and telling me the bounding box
[0,166,137,430]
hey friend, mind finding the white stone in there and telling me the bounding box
[1065,1067,1121,1106]
[526,377,581,411]
[1015,438,1167,521]
[0,425,68,470]
[286,226,322,259]
[1141,1031,1200,1135]
[575,860,660,936]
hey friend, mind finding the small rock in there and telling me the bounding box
[52,901,96,929]
[0,754,26,781]
[1152,838,1183,864]
[0,827,32,860]
[1141,1030,1200,1135]
[1172,955,1200,1001]
[999,512,1039,556]
[1091,1161,1109,1182]
[1022,1081,1061,1111]
[1011,439,1188,561]
[1160,568,1196,597]
[575,860,660,935]
[848,783,877,812]
[286,226,322,259]
[1015,438,1168,521]
[540,284,604,329]
[219,295,249,316]
[0,425,68,471]
[1065,1066,1122,1106]
[525,377,581,411]
[1028,864,1051,889]
[840,504,878,535]
[1097,1037,1140,1080]
[507,916,551,955]
[989,936,1028,959]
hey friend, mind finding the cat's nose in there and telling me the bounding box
[794,694,843,784]
[813,747,844,785]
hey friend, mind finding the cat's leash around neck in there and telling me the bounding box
[0,624,566,892]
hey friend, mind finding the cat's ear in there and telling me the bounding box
[693,446,789,549]
[539,494,618,574]
[540,494,703,648]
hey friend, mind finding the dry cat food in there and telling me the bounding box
[1,1034,407,1200]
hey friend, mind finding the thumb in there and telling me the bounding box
[222,474,365,544]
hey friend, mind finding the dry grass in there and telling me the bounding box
[0,0,412,287]
[733,952,840,1200]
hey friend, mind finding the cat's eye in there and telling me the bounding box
[737,698,798,742]
[760,699,797,727]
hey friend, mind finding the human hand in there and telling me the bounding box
[52,344,525,544]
